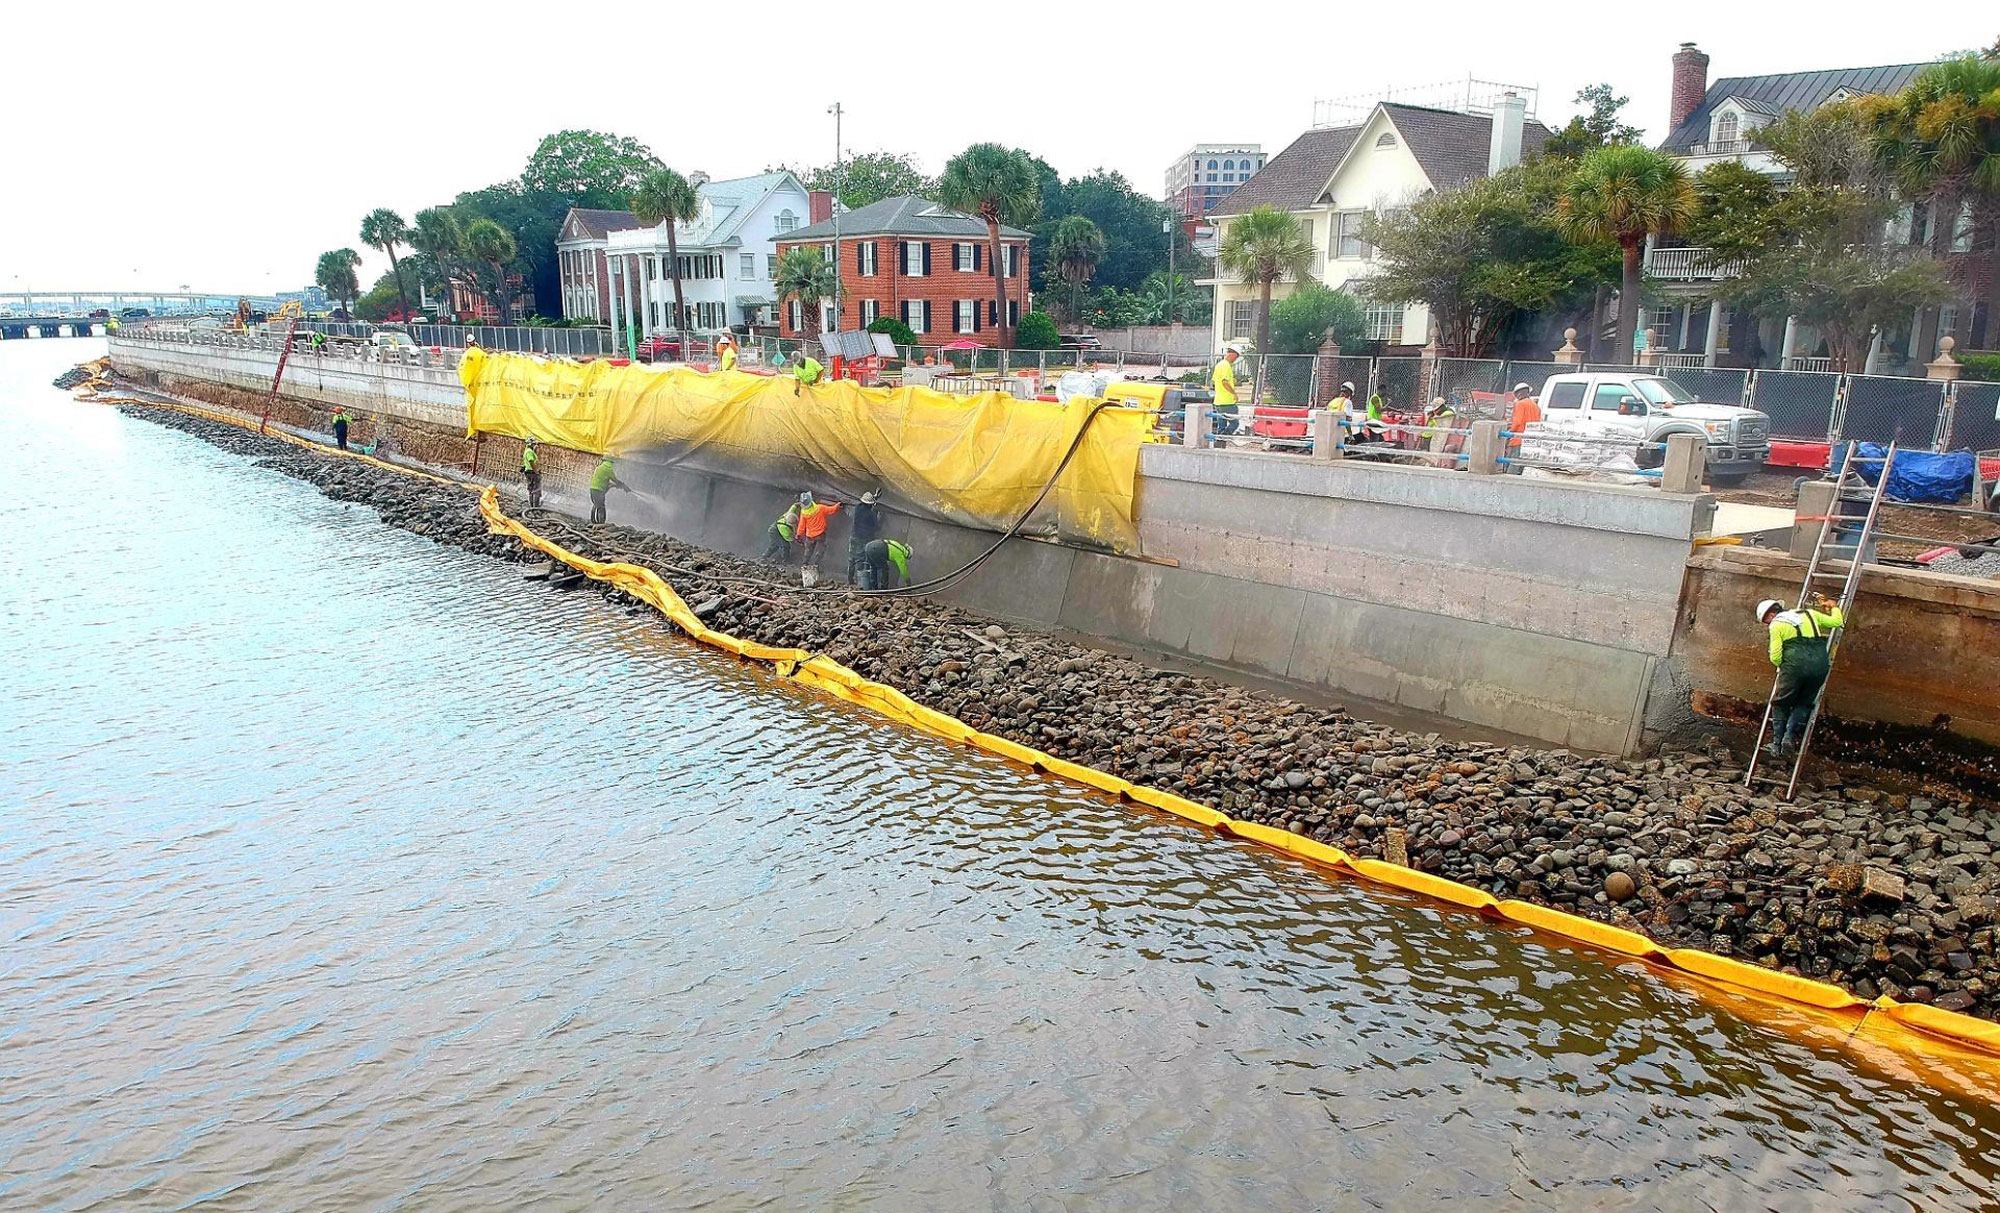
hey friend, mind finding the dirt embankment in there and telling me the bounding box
[123,402,2000,1022]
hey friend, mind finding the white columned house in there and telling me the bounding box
[597,171,810,339]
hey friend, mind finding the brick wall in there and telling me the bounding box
[773,235,1032,349]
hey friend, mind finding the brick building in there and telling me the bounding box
[773,195,1031,349]
[555,207,641,323]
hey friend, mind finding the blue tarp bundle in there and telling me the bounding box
[1852,442,1976,503]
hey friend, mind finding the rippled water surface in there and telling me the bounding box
[4,340,2000,1211]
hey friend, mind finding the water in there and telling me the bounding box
[4,340,1999,1211]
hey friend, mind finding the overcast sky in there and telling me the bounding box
[3,2,1960,296]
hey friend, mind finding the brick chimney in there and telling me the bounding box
[1670,42,1710,134]
[808,190,835,224]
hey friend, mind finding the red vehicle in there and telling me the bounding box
[634,336,683,363]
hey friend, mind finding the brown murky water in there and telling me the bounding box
[5,341,2000,1211]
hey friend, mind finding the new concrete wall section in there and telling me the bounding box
[110,335,464,431]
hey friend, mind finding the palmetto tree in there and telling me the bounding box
[1557,145,1696,360]
[314,248,362,316]
[410,207,463,313]
[460,218,519,322]
[631,168,700,332]
[938,143,1041,347]
[773,245,838,348]
[1049,215,1106,323]
[1216,206,1315,402]
[359,208,412,321]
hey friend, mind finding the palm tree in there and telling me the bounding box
[1557,145,1696,361]
[773,245,838,348]
[410,207,463,313]
[937,143,1041,347]
[631,168,700,333]
[314,248,362,316]
[1049,215,1106,323]
[1216,206,1315,402]
[359,208,412,321]
[460,218,519,322]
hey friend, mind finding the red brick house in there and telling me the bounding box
[555,207,641,323]
[772,195,1031,349]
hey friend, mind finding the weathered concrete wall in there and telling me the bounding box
[1676,545,2000,746]
[111,334,463,430]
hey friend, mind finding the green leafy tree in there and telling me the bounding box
[938,143,1042,347]
[1013,310,1061,349]
[631,168,701,332]
[1540,84,1642,160]
[1048,215,1106,322]
[314,248,362,315]
[1135,271,1208,325]
[1030,169,1189,297]
[359,207,412,321]
[355,271,404,323]
[865,313,919,347]
[521,129,663,197]
[410,207,463,307]
[804,151,933,208]
[1684,161,1786,261]
[1557,145,1696,360]
[460,218,519,321]
[1269,282,1367,354]
[773,246,838,346]
[1217,206,1315,403]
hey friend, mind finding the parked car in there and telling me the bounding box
[1534,372,1771,484]
[635,335,683,363]
[370,331,423,361]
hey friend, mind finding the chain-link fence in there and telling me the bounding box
[1374,358,1431,412]
[1435,357,1508,404]
[1945,382,2000,453]
[1837,377,1947,447]
[294,320,613,357]
[1747,370,1840,440]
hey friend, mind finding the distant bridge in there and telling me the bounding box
[1,316,109,340]
[0,290,290,316]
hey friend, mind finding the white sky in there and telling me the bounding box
[2,1,1956,296]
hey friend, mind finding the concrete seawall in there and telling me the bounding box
[100,333,1805,757]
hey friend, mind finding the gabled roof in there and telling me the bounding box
[1662,62,1928,151]
[777,195,1029,243]
[561,207,639,241]
[1721,96,1784,118]
[1210,104,1551,216]
[681,170,804,247]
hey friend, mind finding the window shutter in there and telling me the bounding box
[971,301,980,333]
[923,300,932,333]
[922,242,932,276]
[987,300,997,325]
[973,243,983,272]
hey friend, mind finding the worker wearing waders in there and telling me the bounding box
[847,490,883,584]
[521,436,542,509]
[1211,345,1241,435]
[1757,595,1845,757]
[794,356,824,395]
[795,494,842,569]
[858,538,912,590]
[715,333,738,373]
[589,457,626,524]
[331,408,354,450]
[764,494,809,561]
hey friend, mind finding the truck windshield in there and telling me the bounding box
[1633,377,1697,406]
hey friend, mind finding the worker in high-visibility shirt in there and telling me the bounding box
[794,355,824,395]
[794,493,842,568]
[716,333,739,373]
[1756,594,1845,757]
[858,538,913,590]
[331,407,354,450]
[1506,382,1541,473]
[588,456,627,524]
[763,494,809,561]
[1210,344,1241,435]
[521,435,542,509]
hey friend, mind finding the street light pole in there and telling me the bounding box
[827,101,844,339]
[1163,217,1175,325]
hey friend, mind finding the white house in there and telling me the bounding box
[1205,95,1549,354]
[586,170,810,340]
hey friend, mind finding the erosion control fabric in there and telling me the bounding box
[461,353,1150,553]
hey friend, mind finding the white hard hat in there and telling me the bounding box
[1513,382,1532,392]
[1341,381,1355,392]
[1224,343,1244,355]
[1755,599,1784,623]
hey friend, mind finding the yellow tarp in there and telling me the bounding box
[464,354,1149,552]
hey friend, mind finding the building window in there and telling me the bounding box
[1363,302,1403,343]
[903,298,930,333]
[822,301,835,332]
[1375,133,1397,148]
[1298,217,1312,248]
[776,209,798,234]
[1207,173,1218,183]
[767,253,778,277]
[860,299,880,326]
[822,243,834,263]
[955,242,978,272]
[740,252,756,277]
[1336,211,1369,260]
[788,300,802,331]
[956,300,977,333]
[858,241,878,276]
[1223,159,1235,171]
[1208,159,1218,170]
[1005,245,1020,278]
[903,241,927,276]
[1227,300,1254,340]
[1712,111,1739,147]
[1008,300,1020,328]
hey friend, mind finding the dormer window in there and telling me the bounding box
[1712,111,1740,147]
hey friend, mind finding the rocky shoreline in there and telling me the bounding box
[119,400,2000,1022]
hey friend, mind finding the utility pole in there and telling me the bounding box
[1163,217,1176,325]
[827,102,844,338]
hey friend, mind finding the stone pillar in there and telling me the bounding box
[606,264,622,354]
[1779,315,1797,368]
[1552,327,1584,365]
[1704,299,1724,368]
[1661,432,1708,494]
[1637,329,1661,367]
[1309,408,1343,461]
[1466,419,1505,475]
[1864,326,1885,377]
[1927,336,1962,382]
[1184,398,1210,449]
[1791,479,1837,560]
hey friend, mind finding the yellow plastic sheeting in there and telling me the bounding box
[463,354,1150,552]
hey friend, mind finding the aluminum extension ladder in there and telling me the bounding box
[1744,441,1898,800]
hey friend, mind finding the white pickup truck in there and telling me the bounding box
[1534,371,1771,484]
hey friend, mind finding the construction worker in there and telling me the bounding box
[588,456,627,524]
[858,538,913,590]
[308,331,327,356]
[794,354,824,395]
[1211,344,1241,435]
[331,407,354,450]
[763,493,809,561]
[1756,594,1845,757]
[848,489,883,584]
[1363,390,1388,443]
[521,435,542,509]
[1507,382,1541,472]
[716,333,739,373]
[795,493,842,568]
[1422,396,1457,454]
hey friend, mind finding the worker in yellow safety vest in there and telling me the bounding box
[1756,594,1845,757]
[715,333,738,373]
[1211,344,1241,435]
[521,435,542,509]
[764,493,810,561]
[794,355,824,395]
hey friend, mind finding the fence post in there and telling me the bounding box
[1465,420,1505,475]
[1185,400,1210,449]
[1308,358,1321,409]
[1935,383,1957,453]
[1742,368,1758,409]
[1309,409,1342,461]
[1828,375,1850,445]
[1661,433,1707,494]
[1365,357,1380,401]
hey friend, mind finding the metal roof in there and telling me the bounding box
[779,195,1029,243]
[1662,62,1928,150]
